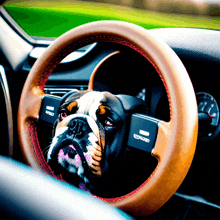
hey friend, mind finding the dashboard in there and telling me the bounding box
[0,5,220,217]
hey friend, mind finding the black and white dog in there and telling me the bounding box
[47,90,152,197]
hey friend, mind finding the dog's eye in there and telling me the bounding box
[105,118,114,127]
[60,111,67,119]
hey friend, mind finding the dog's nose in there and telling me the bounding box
[68,118,92,138]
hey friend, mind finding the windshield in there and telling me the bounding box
[3,0,220,38]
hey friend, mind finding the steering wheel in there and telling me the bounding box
[18,21,198,216]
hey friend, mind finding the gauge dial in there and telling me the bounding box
[197,92,219,126]
[196,92,219,140]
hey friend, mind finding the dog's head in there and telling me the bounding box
[47,90,149,197]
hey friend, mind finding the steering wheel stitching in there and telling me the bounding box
[18,21,198,216]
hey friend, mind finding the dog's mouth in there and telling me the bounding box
[48,136,98,182]
[58,145,92,168]
[57,143,92,178]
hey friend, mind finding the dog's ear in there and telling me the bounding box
[59,90,89,113]
[67,101,78,113]
[60,89,88,106]
[60,89,80,104]
[60,101,78,114]
[65,90,88,103]
[116,95,148,113]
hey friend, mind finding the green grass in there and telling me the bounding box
[4,0,220,37]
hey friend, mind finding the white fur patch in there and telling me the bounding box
[55,126,68,137]
[76,91,104,120]
[88,132,98,146]
[47,127,68,161]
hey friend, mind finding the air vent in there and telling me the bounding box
[44,85,88,97]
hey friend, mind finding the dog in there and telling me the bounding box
[47,90,154,197]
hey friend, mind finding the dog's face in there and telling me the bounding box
[47,90,148,197]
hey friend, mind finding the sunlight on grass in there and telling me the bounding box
[4,0,219,37]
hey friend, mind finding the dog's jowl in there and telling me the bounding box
[47,90,156,197]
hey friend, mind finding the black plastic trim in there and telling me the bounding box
[127,113,160,152]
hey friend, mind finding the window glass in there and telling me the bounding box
[3,0,220,38]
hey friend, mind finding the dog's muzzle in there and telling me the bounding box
[47,114,105,178]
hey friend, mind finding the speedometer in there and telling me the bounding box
[196,92,220,141]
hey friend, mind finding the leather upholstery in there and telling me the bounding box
[18,21,198,216]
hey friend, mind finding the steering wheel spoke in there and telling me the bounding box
[127,113,172,162]
[127,113,161,153]
[152,120,172,160]
[38,95,62,126]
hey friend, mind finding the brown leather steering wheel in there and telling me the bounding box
[18,21,198,216]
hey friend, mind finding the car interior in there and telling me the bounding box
[0,0,220,219]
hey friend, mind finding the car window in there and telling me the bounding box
[3,0,220,38]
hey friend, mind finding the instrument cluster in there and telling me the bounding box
[196,92,220,141]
